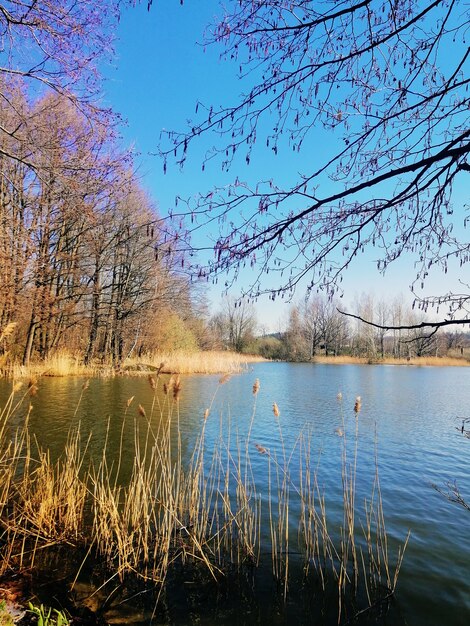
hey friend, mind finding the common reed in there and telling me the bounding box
[123,350,264,375]
[3,350,264,380]
[0,379,408,623]
[5,352,103,379]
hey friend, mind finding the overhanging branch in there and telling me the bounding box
[337,309,470,332]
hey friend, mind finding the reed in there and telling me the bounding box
[0,384,89,577]
[246,391,408,620]
[0,379,408,623]
[122,350,264,375]
[6,352,103,379]
[86,374,261,588]
[2,350,265,380]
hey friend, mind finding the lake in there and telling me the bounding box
[1,362,469,625]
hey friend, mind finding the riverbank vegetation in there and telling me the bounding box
[0,378,408,623]
[3,350,263,379]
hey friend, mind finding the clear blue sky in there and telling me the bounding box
[100,1,467,331]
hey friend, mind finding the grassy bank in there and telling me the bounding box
[0,377,408,624]
[2,350,265,379]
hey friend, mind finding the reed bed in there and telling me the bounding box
[0,377,408,623]
[5,352,103,379]
[122,350,264,375]
[2,350,264,379]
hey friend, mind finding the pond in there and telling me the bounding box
[1,362,469,625]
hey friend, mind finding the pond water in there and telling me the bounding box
[1,362,469,625]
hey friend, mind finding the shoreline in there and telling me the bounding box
[309,355,470,366]
[2,352,469,380]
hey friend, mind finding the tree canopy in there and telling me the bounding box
[0,0,130,169]
[161,0,470,325]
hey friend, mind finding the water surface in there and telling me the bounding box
[1,362,469,625]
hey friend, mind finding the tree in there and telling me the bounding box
[317,297,349,356]
[21,93,121,363]
[404,313,438,357]
[374,299,390,359]
[246,334,285,360]
[0,0,120,94]
[280,294,351,360]
[0,78,30,333]
[210,298,257,352]
[301,297,323,359]
[0,74,196,365]
[162,1,470,326]
[390,296,406,359]
[351,294,377,358]
[284,305,308,361]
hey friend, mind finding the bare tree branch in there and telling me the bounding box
[160,0,470,320]
[337,309,470,333]
[432,480,470,512]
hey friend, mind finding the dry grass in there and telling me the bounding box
[313,355,470,366]
[6,352,103,379]
[0,378,408,622]
[3,350,265,379]
[122,350,264,375]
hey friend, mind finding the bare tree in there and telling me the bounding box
[0,3,205,365]
[374,299,390,358]
[404,313,438,358]
[301,297,323,359]
[317,297,349,356]
[211,297,257,352]
[351,294,377,358]
[284,305,309,361]
[0,1,120,93]
[390,296,406,359]
[161,1,470,325]
[283,295,349,359]
[0,79,30,332]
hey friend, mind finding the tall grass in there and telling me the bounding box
[0,377,408,622]
[3,350,264,379]
[5,352,103,379]
[122,350,264,374]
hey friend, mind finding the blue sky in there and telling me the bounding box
[101,1,468,331]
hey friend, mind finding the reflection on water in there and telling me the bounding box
[1,362,469,625]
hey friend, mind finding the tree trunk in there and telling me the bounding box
[23,318,38,365]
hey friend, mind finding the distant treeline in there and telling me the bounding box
[216,295,470,362]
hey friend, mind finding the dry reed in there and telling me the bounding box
[0,379,408,623]
[123,350,264,375]
[1,349,265,380]
[6,352,103,379]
